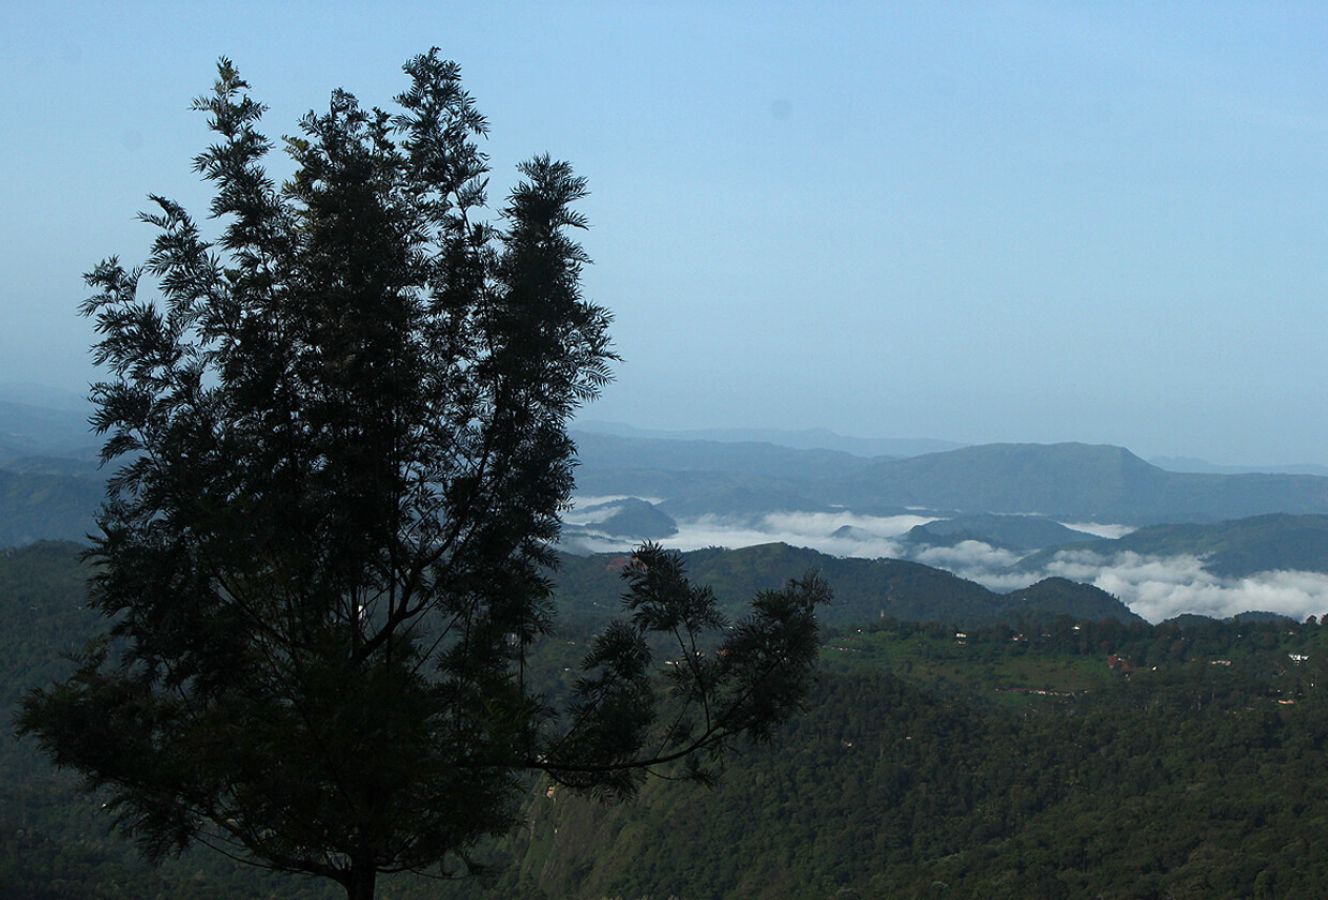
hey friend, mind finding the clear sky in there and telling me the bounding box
[4,2,1327,464]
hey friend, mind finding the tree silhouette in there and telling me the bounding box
[18,52,825,900]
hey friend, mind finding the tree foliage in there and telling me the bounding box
[18,52,825,899]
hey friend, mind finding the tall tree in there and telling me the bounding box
[18,52,825,899]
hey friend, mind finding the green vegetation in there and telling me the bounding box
[0,543,328,898]
[10,542,1327,897]
[440,617,1328,899]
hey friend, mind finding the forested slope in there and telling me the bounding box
[444,617,1328,899]
[6,543,1327,898]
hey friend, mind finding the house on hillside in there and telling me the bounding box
[1107,654,1134,674]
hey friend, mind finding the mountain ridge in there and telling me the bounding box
[554,541,1141,629]
[829,442,1328,523]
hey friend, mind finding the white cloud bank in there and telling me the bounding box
[655,510,932,560]
[1043,550,1328,623]
[1061,522,1137,540]
[564,497,1328,623]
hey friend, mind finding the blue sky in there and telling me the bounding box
[3,2,1327,464]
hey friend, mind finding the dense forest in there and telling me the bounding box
[6,541,1328,897]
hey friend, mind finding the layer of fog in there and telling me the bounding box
[564,498,1328,623]
[1060,522,1136,540]
[669,510,935,557]
[1040,550,1328,624]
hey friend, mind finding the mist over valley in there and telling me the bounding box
[6,387,1328,625]
[564,424,1328,623]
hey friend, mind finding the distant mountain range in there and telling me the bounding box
[828,442,1328,523]
[0,396,104,547]
[577,418,1328,477]
[574,435,1328,525]
[0,399,98,464]
[573,420,961,458]
[571,430,878,483]
[8,389,1328,599]
[569,430,875,518]
[1150,455,1328,478]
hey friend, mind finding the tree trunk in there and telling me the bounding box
[346,859,377,900]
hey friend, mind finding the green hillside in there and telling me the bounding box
[440,615,1328,899]
[553,542,1140,632]
[0,543,339,898]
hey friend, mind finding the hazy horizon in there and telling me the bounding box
[5,4,1328,466]
[7,378,1328,471]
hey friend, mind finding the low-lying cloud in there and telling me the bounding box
[562,504,926,560]
[660,511,929,560]
[563,497,1328,623]
[1043,550,1328,623]
[911,540,1023,576]
[1061,522,1137,540]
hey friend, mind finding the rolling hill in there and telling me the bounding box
[903,513,1097,552]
